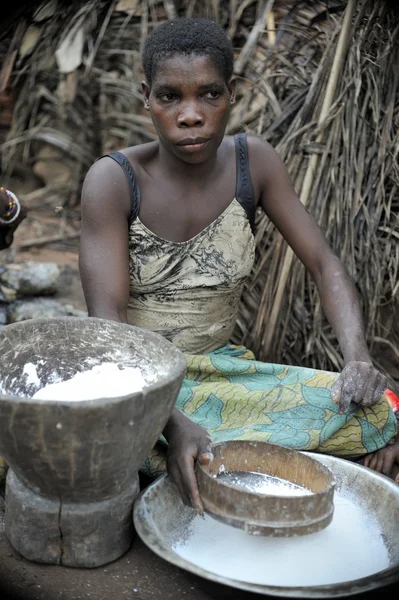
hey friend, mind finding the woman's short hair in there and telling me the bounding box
[142,18,234,86]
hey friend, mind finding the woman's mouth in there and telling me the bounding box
[176,138,210,152]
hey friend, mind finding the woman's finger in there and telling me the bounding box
[179,453,204,513]
[368,453,380,471]
[375,452,385,473]
[354,364,373,406]
[362,372,386,407]
[167,457,192,507]
[337,363,360,413]
[197,436,213,464]
[331,377,343,407]
[382,449,396,477]
[371,376,389,406]
[362,454,372,467]
[339,379,356,414]
[198,452,213,465]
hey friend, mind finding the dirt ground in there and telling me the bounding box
[0,481,398,600]
[10,205,86,313]
[0,482,237,600]
[14,245,86,312]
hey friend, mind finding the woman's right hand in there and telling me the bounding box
[163,409,213,513]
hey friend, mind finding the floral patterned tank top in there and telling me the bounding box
[105,135,256,354]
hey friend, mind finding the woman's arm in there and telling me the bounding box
[80,158,211,511]
[79,158,132,322]
[249,136,387,412]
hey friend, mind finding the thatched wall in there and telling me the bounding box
[0,0,398,385]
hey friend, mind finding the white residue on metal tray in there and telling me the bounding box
[217,470,312,496]
[23,362,41,386]
[172,491,391,586]
[0,379,14,395]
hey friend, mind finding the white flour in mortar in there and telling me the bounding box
[172,490,390,586]
[32,363,146,401]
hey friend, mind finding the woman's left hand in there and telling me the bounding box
[331,361,387,414]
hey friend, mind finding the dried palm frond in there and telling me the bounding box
[231,0,399,390]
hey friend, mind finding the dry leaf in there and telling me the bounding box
[56,71,79,105]
[55,26,85,74]
[33,0,58,22]
[115,0,140,13]
[33,145,73,186]
[20,25,42,58]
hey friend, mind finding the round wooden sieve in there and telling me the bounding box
[196,440,335,537]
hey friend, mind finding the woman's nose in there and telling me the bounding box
[177,102,203,127]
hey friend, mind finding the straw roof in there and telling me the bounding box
[1,0,398,385]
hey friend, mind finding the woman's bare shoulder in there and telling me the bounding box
[119,141,159,169]
[84,141,158,192]
[246,134,286,188]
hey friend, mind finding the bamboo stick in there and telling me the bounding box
[234,0,275,75]
[261,0,357,359]
[267,10,276,46]
[163,0,177,20]
[85,0,117,76]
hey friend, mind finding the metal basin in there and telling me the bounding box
[196,441,335,536]
[134,453,399,598]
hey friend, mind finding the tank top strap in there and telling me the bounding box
[97,151,140,225]
[234,133,256,233]
[99,140,256,231]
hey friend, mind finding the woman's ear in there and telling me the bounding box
[228,76,236,105]
[142,81,150,110]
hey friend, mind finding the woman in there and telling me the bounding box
[80,18,398,511]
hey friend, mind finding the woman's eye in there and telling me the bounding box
[205,90,221,99]
[160,93,177,102]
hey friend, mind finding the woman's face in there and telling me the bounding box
[142,54,235,165]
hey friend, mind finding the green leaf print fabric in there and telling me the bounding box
[143,345,397,478]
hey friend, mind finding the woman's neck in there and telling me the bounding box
[156,138,224,183]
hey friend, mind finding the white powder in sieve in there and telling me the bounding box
[217,471,313,496]
[172,492,391,586]
[33,363,146,401]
